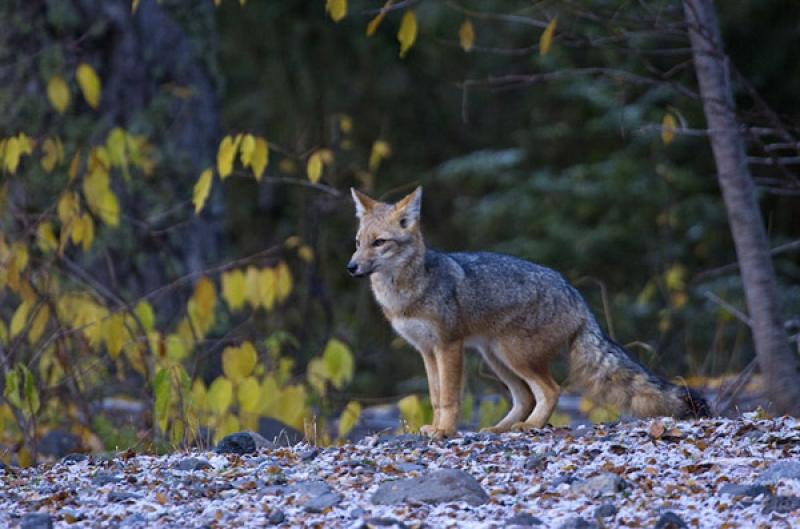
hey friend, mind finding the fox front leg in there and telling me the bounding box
[418,351,441,436]
[427,340,464,439]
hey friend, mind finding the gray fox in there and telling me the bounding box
[347,186,709,438]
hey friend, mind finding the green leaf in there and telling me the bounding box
[337,400,361,439]
[153,368,171,432]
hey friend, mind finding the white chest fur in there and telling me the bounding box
[391,317,440,353]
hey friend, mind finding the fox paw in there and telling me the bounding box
[510,421,544,432]
[420,425,456,439]
[480,425,511,434]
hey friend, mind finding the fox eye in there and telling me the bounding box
[372,238,387,248]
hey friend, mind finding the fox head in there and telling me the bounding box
[347,186,424,278]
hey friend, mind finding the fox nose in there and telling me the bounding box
[346,262,358,276]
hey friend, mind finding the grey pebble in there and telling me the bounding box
[21,513,54,529]
[654,511,688,529]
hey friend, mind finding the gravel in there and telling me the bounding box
[0,416,798,528]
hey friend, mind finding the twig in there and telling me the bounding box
[702,291,751,327]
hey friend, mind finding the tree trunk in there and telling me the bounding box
[683,0,800,415]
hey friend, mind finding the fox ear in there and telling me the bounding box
[351,188,378,218]
[394,186,422,228]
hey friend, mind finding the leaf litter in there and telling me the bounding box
[1,416,798,528]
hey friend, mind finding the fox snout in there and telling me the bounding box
[346,259,370,278]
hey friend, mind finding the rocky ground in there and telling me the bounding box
[1,415,799,528]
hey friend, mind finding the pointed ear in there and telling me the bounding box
[393,186,422,228]
[351,188,378,218]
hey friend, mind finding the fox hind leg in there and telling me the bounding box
[477,344,534,433]
[512,370,560,431]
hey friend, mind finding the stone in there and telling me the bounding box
[570,473,627,497]
[506,512,544,526]
[303,491,342,513]
[762,495,800,514]
[559,517,597,529]
[267,509,285,524]
[718,483,770,498]
[654,512,688,529]
[38,430,81,459]
[371,469,489,506]
[594,503,617,518]
[108,491,142,502]
[363,518,408,528]
[298,448,319,461]
[91,471,123,485]
[291,480,333,497]
[175,457,211,471]
[395,462,424,473]
[20,513,54,529]
[258,417,304,446]
[756,461,800,484]
[524,454,548,471]
[215,431,275,454]
[61,453,88,465]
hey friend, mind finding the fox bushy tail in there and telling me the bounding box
[569,319,710,419]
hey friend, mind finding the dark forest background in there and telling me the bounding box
[1,0,798,462]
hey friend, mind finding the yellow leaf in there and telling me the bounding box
[208,376,233,416]
[193,168,214,214]
[79,213,94,251]
[134,300,155,331]
[251,137,268,181]
[397,10,418,58]
[97,189,119,227]
[459,19,475,52]
[298,244,314,263]
[397,394,424,432]
[221,269,246,311]
[274,261,292,302]
[40,138,62,172]
[57,192,79,225]
[368,140,391,172]
[36,222,58,253]
[132,0,140,13]
[76,63,101,108]
[306,151,323,184]
[539,17,557,56]
[217,135,236,179]
[237,376,260,413]
[239,134,256,167]
[70,214,85,246]
[106,128,127,170]
[104,313,126,359]
[165,334,188,361]
[339,115,352,133]
[28,305,50,345]
[244,266,260,308]
[258,267,276,310]
[10,301,31,338]
[326,0,347,22]
[47,75,70,114]
[68,150,81,181]
[337,400,361,439]
[193,277,217,323]
[4,137,20,173]
[665,264,686,291]
[222,341,257,382]
[325,338,354,389]
[367,0,394,36]
[662,113,677,145]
